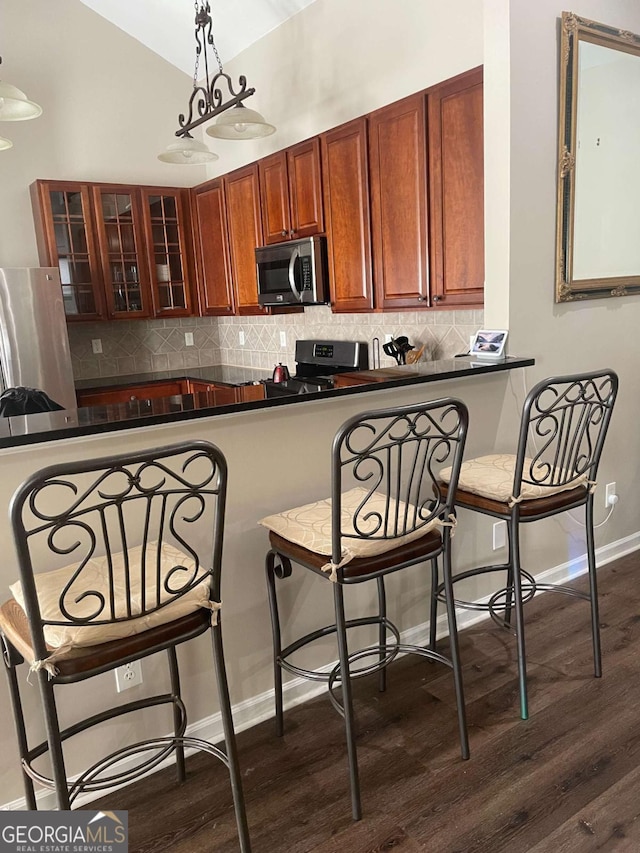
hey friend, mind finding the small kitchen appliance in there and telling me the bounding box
[262,339,369,397]
[255,236,329,307]
[272,363,291,383]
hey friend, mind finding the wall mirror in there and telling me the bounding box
[556,12,640,302]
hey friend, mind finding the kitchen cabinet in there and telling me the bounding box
[224,164,267,316]
[428,66,484,307]
[191,178,235,316]
[368,93,429,310]
[140,188,196,317]
[31,181,106,321]
[259,138,324,244]
[76,380,185,407]
[32,180,194,321]
[76,378,249,409]
[91,184,152,319]
[321,118,374,312]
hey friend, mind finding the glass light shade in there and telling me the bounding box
[158,136,219,164]
[0,136,12,150]
[0,80,42,121]
[206,104,276,139]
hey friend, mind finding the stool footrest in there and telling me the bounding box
[435,567,592,632]
[24,735,229,805]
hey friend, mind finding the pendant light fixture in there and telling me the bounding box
[158,1,275,164]
[0,57,42,121]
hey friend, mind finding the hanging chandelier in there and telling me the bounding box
[158,1,275,165]
[0,56,42,151]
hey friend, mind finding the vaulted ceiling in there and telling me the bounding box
[79,0,318,74]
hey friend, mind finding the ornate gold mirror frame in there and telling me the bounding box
[556,12,640,302]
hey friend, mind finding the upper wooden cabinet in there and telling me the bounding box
[91,184,153,319]
[259,138,324,245]
[191,178,235,316]
[31,180,194,321]
[368,94,429,310]
[428,67,484,307]
[140,188,195,317]
[321,118,374,312]
[224,164,266,316]
[31,181,107,321]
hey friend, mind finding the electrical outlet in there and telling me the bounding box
[279,331,287,348]
[91,339,102,354]
[184,331,194,347]
[605,482,618,508]
[493,520,507,550]
[239,330,245,346]
[115,661,143,693]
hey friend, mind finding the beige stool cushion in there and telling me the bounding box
[259,486,438,566]
[9,542,211,652]
[440,453,588,504]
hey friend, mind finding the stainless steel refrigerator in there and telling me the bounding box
[0,267,79,437]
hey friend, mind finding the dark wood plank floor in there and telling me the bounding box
[94,552,640,852]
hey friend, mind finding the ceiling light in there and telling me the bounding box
[0,58,42,122]
[159,1,275,164]
[206,104,275,139]
[0,136,13,151]
[158,134,218,164]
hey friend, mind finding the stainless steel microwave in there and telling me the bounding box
[255,235,329,306]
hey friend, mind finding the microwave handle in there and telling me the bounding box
[288,247,302,301]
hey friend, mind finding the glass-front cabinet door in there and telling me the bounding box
[141,188,194,317]
[92,185,152,319]
[31,181,106,321]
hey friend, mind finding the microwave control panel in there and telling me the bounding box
[300,256,312,291]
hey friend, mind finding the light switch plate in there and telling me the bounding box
[239,331,245,346]
[280,331,287,348]
[185,332,194,346]
[91,339,102,354]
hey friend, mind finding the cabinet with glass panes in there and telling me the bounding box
[31,180,194,321]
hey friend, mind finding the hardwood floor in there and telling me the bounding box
[94,552,640,852]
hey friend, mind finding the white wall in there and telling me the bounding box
[203,0,484,174]
[495,0,640,572]
[0,0,205,268]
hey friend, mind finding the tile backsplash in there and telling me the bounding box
[68,307,484,381]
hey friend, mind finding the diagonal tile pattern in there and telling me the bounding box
[68,309,483,380]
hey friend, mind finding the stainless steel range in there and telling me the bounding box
[263,340,369,397]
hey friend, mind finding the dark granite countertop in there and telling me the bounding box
[74,364,271,390]
[0,356,535,449]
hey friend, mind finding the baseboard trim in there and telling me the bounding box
[4,529,639,812]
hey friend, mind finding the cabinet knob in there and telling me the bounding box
[289,230,296,237]
[432,295,441,303]
[281,230,287,237]
[417,295,425,302]
[130,395,137,401]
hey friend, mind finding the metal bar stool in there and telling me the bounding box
[435,369,618,721]
[261,398,470,821]
[0,440,251,853]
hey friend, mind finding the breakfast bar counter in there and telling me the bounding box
[0,353,537,808]
[0,355,534,449]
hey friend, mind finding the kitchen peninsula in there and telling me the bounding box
[0,350,534,812]
[0,355,533,449]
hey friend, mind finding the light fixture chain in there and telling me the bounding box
[192,0,201,89]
